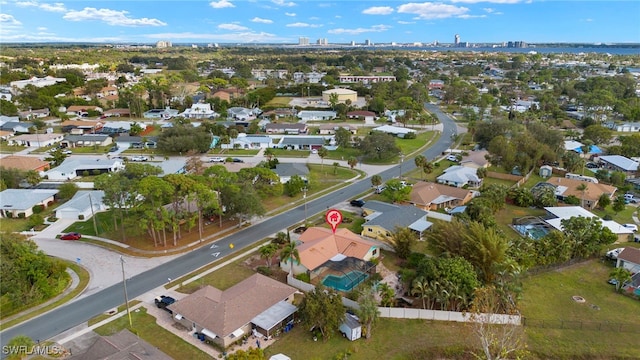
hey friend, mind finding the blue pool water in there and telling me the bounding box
[322,271,368,292]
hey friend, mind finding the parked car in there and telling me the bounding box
[232,158,244,163]
[350,199,365,207]
[155,295,176,313]
[208,156,225,163]
[130,156,148,162]
[586,162,598,169]
[60,232,81,240]
[374,185,386,194]
[608,278,619,286]
[445,154,459,162]
[62,149,73,155]
[108,146,119,152]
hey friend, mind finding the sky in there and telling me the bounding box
[1,0,639,44]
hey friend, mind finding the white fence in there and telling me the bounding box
[287,275,521,326]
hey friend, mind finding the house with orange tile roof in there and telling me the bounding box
[0,155,50,172]
[544,177,617,210]
[408,181,475,211]
[168,273,297,347]
[280,227,379,278]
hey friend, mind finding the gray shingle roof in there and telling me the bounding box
[274,163,309,177]
[363,200,429,230]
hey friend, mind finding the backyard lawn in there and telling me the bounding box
[95,307,211,360]
[520,260,640,359]
[265,97,293,107]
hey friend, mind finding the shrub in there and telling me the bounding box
[82,170,90,177]
[295,272,310,283]
[603,214,613,221]
[32,205,44,214]
[28,214,44,228]
[404,132,417,139]
[17,212,25,218]
[78,214,85,220]
[257,266,272,276]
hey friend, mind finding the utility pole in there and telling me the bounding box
[303,187,308,224]
[88,193,98,235]
[120,256,132,327]
[399,154,405,179]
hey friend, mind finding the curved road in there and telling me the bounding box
[0,103,457,347]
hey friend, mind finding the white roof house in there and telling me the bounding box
[44,158,125,181]
[103,121,147,132]
[544,206,633,238]
[599,155,639,172]
[10,76,66,90]
[181,103,219,119]
[0,189,58,218]
[297,111,337,122]
[227,107,255,121]
[372,125,416,137]
[55,190,107,220]
[436,166,482,188]
[564,140,584,151]
[221,134,272,150]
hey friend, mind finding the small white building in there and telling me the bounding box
[180,103,219,119]
[372,125,416,138]
[297,111,337,122]
[339,313,362,341]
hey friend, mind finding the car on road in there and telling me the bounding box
[130,156,148,162]
[62,149,73,155]
[155,295,176,313]
[232,158,244,163]
[208,156,225,163]
[108,146,119,152]
[350,199,365,207]
[60,232,82,240]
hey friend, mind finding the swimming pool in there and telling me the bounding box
[322,270,368,292]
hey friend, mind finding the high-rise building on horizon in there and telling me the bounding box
[156,40,172,48]
[454,34,460,46]
[364,39,372,46]
[317,38,328,45]
[299,37,309,46]
[507,41,528,48]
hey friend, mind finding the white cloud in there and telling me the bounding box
[457,14,487,18]
[0,13,21,26]
[450,0,522,3]
[145,31,287,43]
[251,17,273,24]
[16,1,66,12]
[362,6,394,15]
[63,8,167,27]
[309,16,319,20]
[218,23,249,31]
[483,7,494,13]
[37,26,47,30]
[286,22,321,28]
[272,0,296,7]
[398,20,415,24]
[335,15,341,18]
[209,0,235,8]
[397,2,469,19]
[328,24,391,35]
[285,12,296,16]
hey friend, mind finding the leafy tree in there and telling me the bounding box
[221,184,265,227]
[237,167,283,198]
[598,193,611,209]
[332,162,339,175]
[562,151,584,173]
[280,240,300,275]
[347,156,358,169]
[359,132,401,161]
[57,182,79,201]
[609,171,626,187]
[609,267,632,293]
[582,125,613,145]
[299,284,345,341]
[612,194,627,214]
[157,126,212,154]
[334,127,352,148]
[284,175,305,197]
[381,179,412,203]
[387,226,417,259]
[122,163,163,180]
[370,175,382,188]
[44,149,68,167]
[355,286,380,339]
[508,187,533,207]
[560,216,617,258]
[129,122,143,136]
[0,99,18,116]
[531,185,557,208]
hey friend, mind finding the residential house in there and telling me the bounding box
[212,88,243,102]
[563,140,602,155]
[143,107,179,119]
[18,108,50,119]
[9,133,64,148]
[337,75,395,84]
[615,122,640,132]
[66,105,103,117]
[168,274,297,347]
[346,111,376,122]
[0,155,50,172]
[0,189,58,218]
[273,163,309,183]
[598,155,639,178]
[428,79,445,90]
[43,158,125,181]
[408,181,475,211]
[0,121,33,133]
[55,190,106,220]
[280,227,379,278]
[101,121,147,134]
[322,89,357,104]
[221,134,272,150]
[60,120,103,134]
[297,110,337,122]
[96,85,118,99]
[10,76,66,90]
[0,130,12,141]
[543,206,633,243]
[318,124,357,135]
[114,135,158,150]
[436,166,482,188]
[459,150,491,169]
[372,125,416,138]
[545,177,617,210]
[227,107,256,121]
[360,200,432,240]
[262,108,297,119]
[265,123,308,134]
[69,329,172,360]
[277,136,327,150]
[102,108,131,118]
[181,103,219,119]
[616,247,640,274]
[61,134,113,148]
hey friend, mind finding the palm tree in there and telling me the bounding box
[411,277,430,309]
[347,156,358,169]
[280,240,300,275]
[264,148,275,161]
[371,175,382,188]
[259,243,278,267]
[576,183,588,208]
[355,286,380,339]
[609,267,632,293]
[317,147,328,169]
[414,155,428,180]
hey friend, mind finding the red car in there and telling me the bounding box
[60,232,81,240]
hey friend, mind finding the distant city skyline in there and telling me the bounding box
[1,0,639,44]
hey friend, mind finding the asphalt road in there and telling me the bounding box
[0,103,457,348]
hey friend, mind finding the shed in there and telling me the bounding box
[269,354,292,360]
[539,165,553,178]
[339,313,362,341]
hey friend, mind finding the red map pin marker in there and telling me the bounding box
[325,209,343,233]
